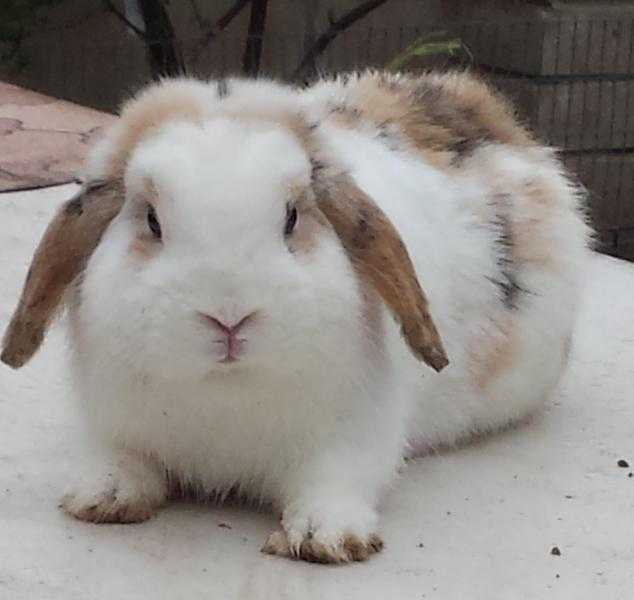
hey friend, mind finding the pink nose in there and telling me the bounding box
[200,312,255,336]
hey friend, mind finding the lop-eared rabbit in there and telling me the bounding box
[2,71,589,563]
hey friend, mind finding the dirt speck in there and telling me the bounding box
[617,459,629,468]
[550,546,561,556]
[218,522,232,529]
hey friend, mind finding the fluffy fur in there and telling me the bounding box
[2,72,591,564]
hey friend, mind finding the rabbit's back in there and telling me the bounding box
[304,71,591,449]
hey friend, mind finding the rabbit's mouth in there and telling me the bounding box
[198,311,257,365]
[212,337,248,364]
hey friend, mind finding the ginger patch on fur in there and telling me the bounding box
[106,81,209,178]
[470,316,518,391]
[322,71,535,171]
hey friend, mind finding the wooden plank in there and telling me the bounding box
[493,77,634,151]
[564,152,634,231]
[459,7,634,76]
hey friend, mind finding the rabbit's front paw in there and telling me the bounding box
[261,500,383,564]
[262,529,383,564]
[61,456,166,524]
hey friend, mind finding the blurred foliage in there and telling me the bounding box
[0,0,63,68]
[387,30,467,72]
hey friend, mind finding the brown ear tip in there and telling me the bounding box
[403,324,449,372]
[1,321,40,369]
[0,346,27,369]
[427,350,449,373]
[413,342,449,372]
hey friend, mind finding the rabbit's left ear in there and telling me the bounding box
[315,174,449,372]
[1,180,124,369]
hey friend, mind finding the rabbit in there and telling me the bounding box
[1,70,590,564]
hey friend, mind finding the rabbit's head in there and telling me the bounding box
[1,79,448,378]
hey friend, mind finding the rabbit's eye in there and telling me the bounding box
[284,205,298,236]
[147,205,162,239]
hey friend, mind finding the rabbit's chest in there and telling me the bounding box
[107,378,345,495]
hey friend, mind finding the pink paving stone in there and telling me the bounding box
[0,118,23,136]
[0,82,52,106]
[0,82,116,191]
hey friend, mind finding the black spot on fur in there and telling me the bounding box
[64,196,84,216]
[375,125,402,152]
[500,276,523,309]
[352,208,376,250]
[462,106,477,122]
[329,104,362,122]
[490,208,528,310]
[485,273,524,310]
[410,79,495,153]
[449,138,478,164]
[358,211,369,234]
[310,159,325,184]
[411,80,444,106]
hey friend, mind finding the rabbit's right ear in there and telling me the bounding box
[314,172,449,373]
[1,180,124,369]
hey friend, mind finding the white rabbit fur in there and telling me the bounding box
[11,73,590,563]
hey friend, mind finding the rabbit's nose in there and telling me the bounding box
[199,312,257,336]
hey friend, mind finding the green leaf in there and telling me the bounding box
[387,32,464,72]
